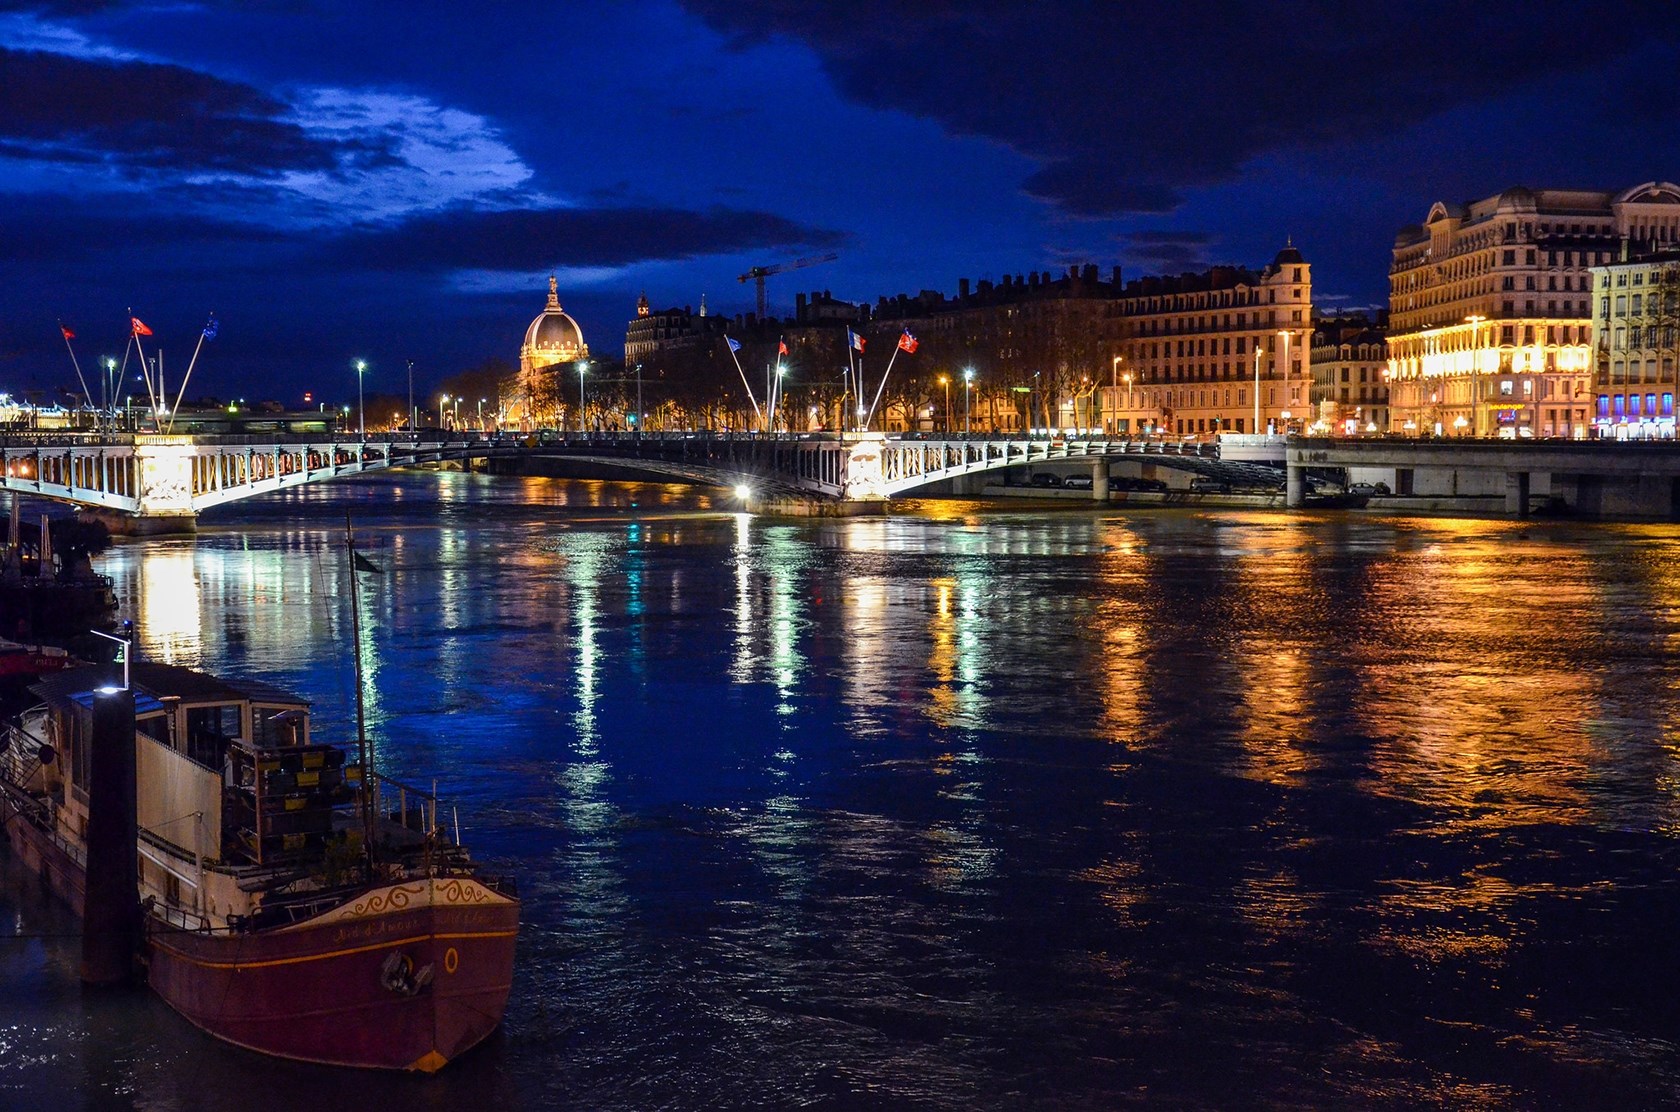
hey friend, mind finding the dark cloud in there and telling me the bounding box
[1118,230,1215,274]
[332,205,849,272]
[0,47,382,175]
[677,1,1680,217]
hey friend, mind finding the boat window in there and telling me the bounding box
[184,704,243,768]
[137,713,171,747]
[252,706,305,748]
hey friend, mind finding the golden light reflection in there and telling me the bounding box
[138,545,201,665]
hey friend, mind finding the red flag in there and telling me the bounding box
[897,330,919,354]
[778,340,788,357]
[131,317,153,337]
[59,324,75,341]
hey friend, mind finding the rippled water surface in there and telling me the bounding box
[4,472,1680,1110]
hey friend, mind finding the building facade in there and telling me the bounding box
[1590,243,1680,438]
[516,276,589,429]
[1310,313,1389,433]
[1105,247,1311,436]
[1386,183,1680,438]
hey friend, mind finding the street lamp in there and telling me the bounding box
[963,367,974,435]
[1277,330,1291,434]
[439,393,450,431]
[1465,313,1486,437]
[1253,345,1264,434]
[354,359,366,439]
[577,360,588,432]
[477,397,485,430]
[938,374,949,434]
[406,359,415,434]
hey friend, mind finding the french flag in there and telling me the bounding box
[847,329,865,353]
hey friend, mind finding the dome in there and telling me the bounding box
[1272,243,1304,267]
[521,275,588,367]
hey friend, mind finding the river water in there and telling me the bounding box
[3,472,1680,1110]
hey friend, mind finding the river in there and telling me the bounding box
[2,471,1679,1110]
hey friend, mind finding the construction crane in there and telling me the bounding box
[737,252,839,319]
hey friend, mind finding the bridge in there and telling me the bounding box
[0,430,1273,527]
[1288,435,1680,518]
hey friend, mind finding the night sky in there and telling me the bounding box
[4,1,1679,408]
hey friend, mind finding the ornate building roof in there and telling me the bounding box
[521,275,588,372]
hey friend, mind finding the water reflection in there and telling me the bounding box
[27,481,1680,1109]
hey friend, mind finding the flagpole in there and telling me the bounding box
[865,344,901,431]
[58,325,95,415]
[166,328,208,434]
[128,310,160,422]
[724,339,763,430]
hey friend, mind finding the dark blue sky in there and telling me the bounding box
[3,1,1679,407]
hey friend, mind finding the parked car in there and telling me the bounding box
[1189,477,1231,493]
[1346,481,1391,497]
[1112,476,1168,492]
[1029,473,1063,488]
[1062,475,1094,490]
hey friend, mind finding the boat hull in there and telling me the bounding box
[146,877,518,1072]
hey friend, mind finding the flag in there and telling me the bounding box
[726,336,741,353]
[777,339,788,357]
[59,324,75,341]
[848,329,865,353]
[131,317,152,337]
[202,315,219,341]
[352,550,383,574]
[897,330,919,354]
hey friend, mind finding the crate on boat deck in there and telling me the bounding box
[225,741,359,864]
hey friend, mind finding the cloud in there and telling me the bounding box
[274,88,536,219]
[676,0,1680,217]
[1117,230,1214,273]
[331,205,849,273]
[0,46,352,175]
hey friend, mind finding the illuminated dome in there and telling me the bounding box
[521,275,588,371]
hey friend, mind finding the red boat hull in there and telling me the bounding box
[146,878,519,1071]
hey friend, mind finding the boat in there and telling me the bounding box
[0,539,518,1071]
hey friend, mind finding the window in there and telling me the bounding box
[1503,249,1516,265]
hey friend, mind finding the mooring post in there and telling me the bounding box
[81,685,139,986]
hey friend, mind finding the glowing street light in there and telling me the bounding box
[1253,344,1265,434]
[354,359,367,438]
[478,397,486,430]
[577,360,589,432]
[439,393,450,430]
[1465,313,1486,436]
[938,374,949,434]
[963,367,974,435]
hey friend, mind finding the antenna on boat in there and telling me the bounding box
[346,513,377,878]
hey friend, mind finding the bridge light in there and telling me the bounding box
[734,484,752,500]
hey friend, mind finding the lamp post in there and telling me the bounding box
[1110,354,1123,434]
[1465,313,1486,437]
[477,397,485,430]
[1253,345,1264,434]
[963,368,974,434]
[577,360,588,432]
[406,359,415,434]
[938,374,950,434]
[439,393,450,431]
[1277,330,1291,434]
[354,359,366,439]
[635,363,643,437]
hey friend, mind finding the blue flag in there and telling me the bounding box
[202,315,219,341]
[726,336,741,353]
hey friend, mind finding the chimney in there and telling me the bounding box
[796,292,807,320]
[1112,265,1122,286]
[959,277,970,299]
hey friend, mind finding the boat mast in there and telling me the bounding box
[346,514,376,876]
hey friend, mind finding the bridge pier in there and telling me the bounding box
[1285,460,1305,508]
[1504,471,1531,518]
[78,508,197,536]
[1091,460,1109,502]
